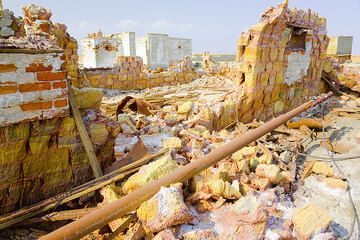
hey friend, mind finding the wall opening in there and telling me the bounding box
[286,27,307,52]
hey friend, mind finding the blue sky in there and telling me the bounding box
[6,0,360,54]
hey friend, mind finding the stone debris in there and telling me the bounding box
[137,184,192,233]
[292,204,333,239]
[312,162,335,177]
[321,177,349,192]
[152,229,177,240]
[121,154,178,194]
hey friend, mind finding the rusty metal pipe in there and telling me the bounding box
[41,92,333,240]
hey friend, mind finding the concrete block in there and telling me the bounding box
[122,154,178,194]
[137,185,191,233]
[312,162,334,177]
[292,204,332,239]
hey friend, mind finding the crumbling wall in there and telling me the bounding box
[81,56,199,90]
[0,51,68,126]
[0,109,118,214]
[0,4,112,214]
[169,37,192,65]
[81,33,123,69]
[233,1,329,122]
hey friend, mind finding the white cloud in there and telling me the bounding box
[78,20,88,28]
[116,19,139,29]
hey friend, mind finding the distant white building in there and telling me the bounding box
[81,32,191,69]
[81,32,136,69]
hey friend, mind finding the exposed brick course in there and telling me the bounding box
[37,71,66,81]
[18,82,52,92]
[26,63,53,72]
[0,64,17,73]
[20,101,53,111]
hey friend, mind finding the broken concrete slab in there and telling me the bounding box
[137,184,192,233]
[255,164,284,184]
[321,177,349,192]
[312,162,335,177]
[121,154,178,194]
[292,204,332,240]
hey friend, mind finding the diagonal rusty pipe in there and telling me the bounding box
[41,92,334,240]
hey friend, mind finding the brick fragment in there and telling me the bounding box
[53,98,68,108]
[52,81,67,89]
[292,204,332,239]
[312,162,334,177]
[0,85,17,94]
[20,101,52,111]
[322,177,348,192]
[25,63,53,72]
[0,64,17,73]
[37,71,66,81]
[18,82,51,92]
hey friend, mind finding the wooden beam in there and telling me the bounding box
[68,85,103,178]
[15,208,99,226]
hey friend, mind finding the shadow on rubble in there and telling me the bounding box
[329,221,351,239]
[329,126,353,142]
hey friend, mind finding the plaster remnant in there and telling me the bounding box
[284,41,312,85]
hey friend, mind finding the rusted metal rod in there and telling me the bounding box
[41,92,334,240]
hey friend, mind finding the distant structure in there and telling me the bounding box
[81,32,192,69]
[326,36,353,62]
[327,36,353,56]
[81,32,136,69]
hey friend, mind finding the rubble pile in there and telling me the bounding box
[0,87,120,214]
[89,83,358,239]
[324,57,360,93]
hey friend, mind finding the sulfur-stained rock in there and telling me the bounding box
[99,184,131,232]
[292,204,332,240]
[321,177,348,192]
[124,221,146,240]
[122,154,178,194]
[312,162,334,177]
[153,229,177,240]
[193,170,242,200]
[323,61,332,73]
[255,164,283,184]
[57,117,78,148]
[177,101,193,115]
[164,114,179,126]
[137,185,192,233]
[162,137,182,151]
[231,146,258,161]
[206,178,242,199]
[257,152,273,164]
[251,177,271,191]
[29,135,50,155]
[89,122,109,145]
[73,87,103,109]
[179,194,268,239]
